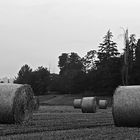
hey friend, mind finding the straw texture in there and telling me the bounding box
[81,97,96,113]
[99,100,108,109]
[73,99,82,109]
[0,83,34,124]
[112,86,140,127]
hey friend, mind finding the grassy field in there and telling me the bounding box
[0,95,140,139]
[39,94,83,106]
[39,94,112,106]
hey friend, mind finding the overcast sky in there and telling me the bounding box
[0,0,140,78]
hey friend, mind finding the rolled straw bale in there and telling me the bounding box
[99,100,108,109]
[112,86,140,127]
[0,83,34,124]
[81,97,96,113]
[73,99,82,109]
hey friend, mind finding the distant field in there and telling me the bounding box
[39,94,83,106]
[39,94,112,106]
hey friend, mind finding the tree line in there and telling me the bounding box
[14,30,140,96]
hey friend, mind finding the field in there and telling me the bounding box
[0,95,140,140]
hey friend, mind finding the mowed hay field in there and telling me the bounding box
[1,95,140,139]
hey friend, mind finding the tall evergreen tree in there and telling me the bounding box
[95,30,121,94]
[97,30,120,65]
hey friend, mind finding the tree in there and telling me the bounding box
[14,64,32,85]
[14,65,50,96]
[135,39,140,64]
[82,50,97,72]
[58,52,84,75]
[97,30,120,64]
[129,34,137,63]
[58,52,85,93]
[31,66,50,95]
[48,73,61,92]
[130,39,140,84]
[127,34,137,84]
[122,29,129,85]
[121,30,137,85]
[94,30,121,94]
[58,53,69,75]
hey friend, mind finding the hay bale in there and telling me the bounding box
[0,83,34,124]
[99,100,108,109]
[73,99,82,109]
[112,86,140,127]
[81,97,96,113]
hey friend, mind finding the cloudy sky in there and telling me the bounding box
[0,0,140,78]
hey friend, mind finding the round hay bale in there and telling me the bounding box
[112,86,140,127]
[99,100,108,109]
[0,83,34,124]
[73,99,82,109]
[81,97,96,113]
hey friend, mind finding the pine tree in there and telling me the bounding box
[98,30,119,64]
